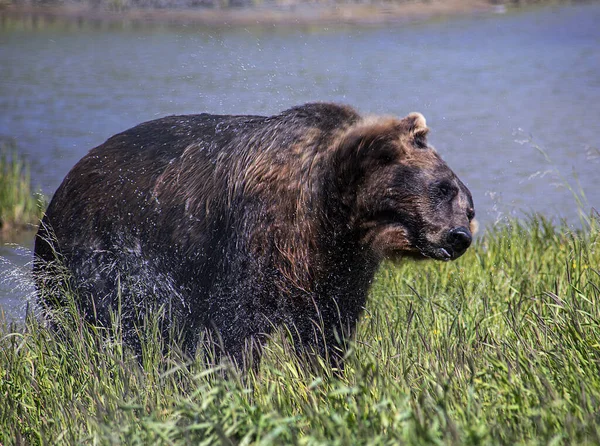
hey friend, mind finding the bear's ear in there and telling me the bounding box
[401,112,429,149]
[335,118,399,166]
[330,118,400,188]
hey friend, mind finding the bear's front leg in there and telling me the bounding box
[289,299,360,373]
[205,297,272,373]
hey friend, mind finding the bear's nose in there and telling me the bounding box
[447,227,472,255]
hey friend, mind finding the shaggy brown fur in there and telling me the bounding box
[34,103,475,369]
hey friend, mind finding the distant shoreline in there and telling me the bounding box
[0,1,508,28]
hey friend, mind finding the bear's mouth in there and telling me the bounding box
[376,220,460,261]
[367,217,470,262]
[416,241,469,261]
[418,246,453,261]
[390,246,454,262]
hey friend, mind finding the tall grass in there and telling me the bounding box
[1,216,599,444]
[0,141,44,235]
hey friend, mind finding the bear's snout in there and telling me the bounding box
[446,226,472,257]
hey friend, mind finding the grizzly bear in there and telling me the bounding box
[34,103,475,369]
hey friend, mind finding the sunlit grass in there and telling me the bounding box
[0,141,44,235]
[1,216,599,444]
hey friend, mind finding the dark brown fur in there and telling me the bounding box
[34,103,475,368]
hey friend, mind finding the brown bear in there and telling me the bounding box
[34,103,475,369]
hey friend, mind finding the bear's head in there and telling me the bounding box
[332,112,475,262]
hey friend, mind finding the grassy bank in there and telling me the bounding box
[0,141,44,237]
[1,216,599,444]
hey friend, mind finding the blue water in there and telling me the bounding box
[1,3,599,318]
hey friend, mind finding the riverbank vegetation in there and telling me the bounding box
[0,0,571,10]
[0,0,581,27]
[2,216,599,444]
[0,141,44,237]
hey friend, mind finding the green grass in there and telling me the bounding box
[1,216,600,445]
[0,141,44,235]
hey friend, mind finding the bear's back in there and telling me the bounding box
[36,103,360,266]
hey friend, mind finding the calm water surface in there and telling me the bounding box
[1,3,599,318]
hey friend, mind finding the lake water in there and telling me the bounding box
[1,3,599,319]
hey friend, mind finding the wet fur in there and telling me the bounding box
[34,103,474,368]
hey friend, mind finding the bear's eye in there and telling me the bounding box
[467,208,475,221]
[434,180,458,200]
